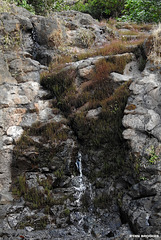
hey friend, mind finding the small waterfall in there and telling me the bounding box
[74,152,86,207]
[76,152,83,178]
[71,152,95,231]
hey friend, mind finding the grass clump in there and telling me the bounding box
[148,23,161,65]
[77,28,95,48]
[12,175,53,209]
[28,121,69,142]
[71,81,131,149]
[77,40,130,60]
[12,121,70,176]
[1,24,22,51]
[71,80,131,178]
[12,174,69,209]
[18,215,49,230]
[48,28,63,48]
[147,146,159,165]
[41,69,76,116]
[72,57,131,110]
[63,208,70,217]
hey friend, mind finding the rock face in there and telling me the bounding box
[121,62,161,235]
[0,3,112,204]
[0,4,131,239]
[0,46,49,203]
[0,2,160,239]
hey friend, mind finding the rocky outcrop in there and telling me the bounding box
[122,62,161,234]
[1,2,160,239]
[0,50,52,202]
[0,4,133,239]
[0,2,115,204]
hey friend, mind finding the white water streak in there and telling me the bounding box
[74,152,86,207]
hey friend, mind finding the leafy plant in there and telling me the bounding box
[14,0,70,15]
[13,0,35,13]
[73,0,125,19]
[148,146,159,164]
[121,0,161,23]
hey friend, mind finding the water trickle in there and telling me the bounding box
[74,152,86,207]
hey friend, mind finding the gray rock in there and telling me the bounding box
[1,13,20,33]
[78,65,94,79]
[86,107,102,119]
[2,136,13,145]
[110,72,132,83]
[0,54,16,84]
[122,61,161,234]
[6,126,23,141]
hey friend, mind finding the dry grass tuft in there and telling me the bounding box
[148,23,161,64]
[48,28,63,48]
[126,104,136,111]
[77,40,129,60]
[0,0,11,12]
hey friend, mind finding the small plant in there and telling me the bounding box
[18,215,49,230]
[77,29,95,48]
[117,191,123,207]
[77,40,130,60]
[28,121,69,142]
[63,208,70,217]
[148,24,161,65]
[41,68,76,116]
[48,28,63,48]
[2,27,21,50]
[12,173,69,209]
[140,176,147,181]
[54,169,64,179]
[39,177,52,191]
[13,0,35,13]
[148,146,159,165]
[48,55,72,72]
